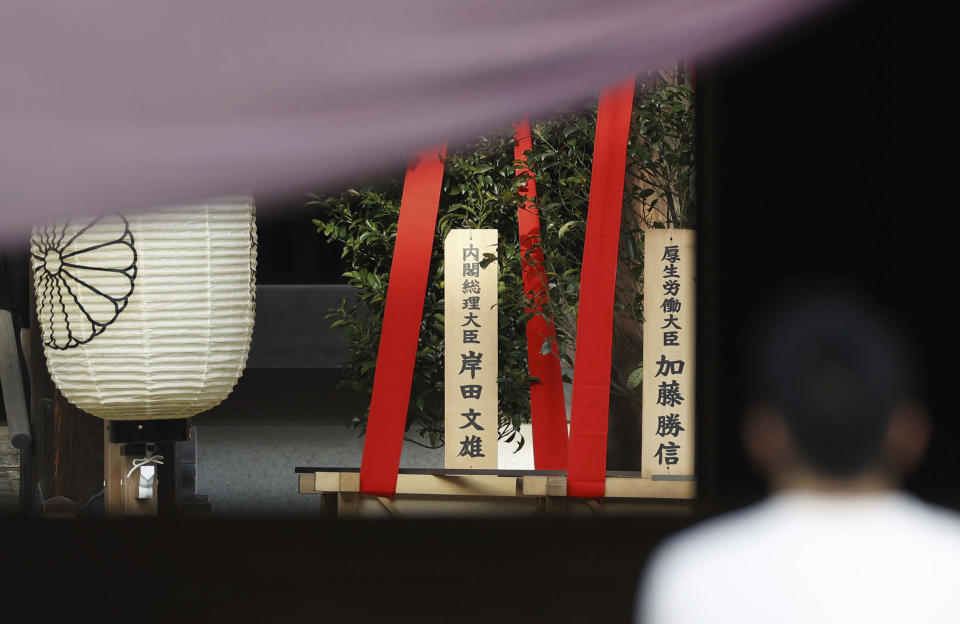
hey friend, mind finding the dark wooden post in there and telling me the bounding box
[27,273,103,516]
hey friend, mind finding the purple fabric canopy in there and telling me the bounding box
[1,0,839,245]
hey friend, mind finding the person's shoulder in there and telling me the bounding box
[649,500,777,568]
[890,494,960,547]
[636,493,960,624]
[905,495,960,524]
[636,501,776,623]
[643,492,960,580]
[640,498,781,602]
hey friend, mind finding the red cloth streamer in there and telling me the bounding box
[567,79,635,499]
[513,118,568,470]
[359,145,447,497]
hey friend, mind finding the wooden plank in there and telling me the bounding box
[0,428,21,513]
[314,471,340,492]
[395,474,517,497]
[356,494,541,518]
[299,473,319,494]
[0,467,20,502]
[0,310,30,449]
[339,471,360,492]
[296,466,565,476]
[521,475,547,496]
[304,469,696,522]
[546,476,567,496]
[444,228,498,470]
[516,474,700,500]
[104,423,160,517]
[104,421,124,517]
[313,472,519,498]
[338,472,360,518]
[604,476,695,499]
[523,475,566,496]
[641,228,696,479]
[307,470,695,500]
[375,496,402,517]
[0,427,20,468]
[523,474,694,499]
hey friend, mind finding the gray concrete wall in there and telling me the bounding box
[194,369,442,516]
[192,285,570,516]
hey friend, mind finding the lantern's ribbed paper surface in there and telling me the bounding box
[30,198,257,421]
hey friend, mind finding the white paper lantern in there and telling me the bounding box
[30,197,257,421]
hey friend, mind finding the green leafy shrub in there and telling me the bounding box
[310,73,694,449]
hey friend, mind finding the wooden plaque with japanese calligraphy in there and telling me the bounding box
[641,229,696,479]
[444,229,498,469]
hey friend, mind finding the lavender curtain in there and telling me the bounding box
[0,0,840,244]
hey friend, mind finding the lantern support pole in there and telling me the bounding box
[104,422,160,517]
[0,310,31,450]
[104,421,123,516]
[26,272,103,518]
[104,421,206,517]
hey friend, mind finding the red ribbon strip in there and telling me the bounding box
[359,145,447,497]
[567,79,635,499]
[513,118,569,470]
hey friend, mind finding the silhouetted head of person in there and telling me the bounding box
[741,282,929,490]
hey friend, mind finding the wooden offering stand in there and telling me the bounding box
[297,467,695,518]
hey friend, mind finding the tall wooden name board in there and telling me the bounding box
[444,229,498,469]
[641,229,695,478]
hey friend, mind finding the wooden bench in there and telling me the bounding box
[297,467,695,518]
[0,427,21,514]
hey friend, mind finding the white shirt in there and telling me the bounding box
[636,490,960,624]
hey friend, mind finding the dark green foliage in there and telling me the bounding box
[310,74,694,448]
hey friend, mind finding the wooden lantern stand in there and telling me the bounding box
[103,419,210,518]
